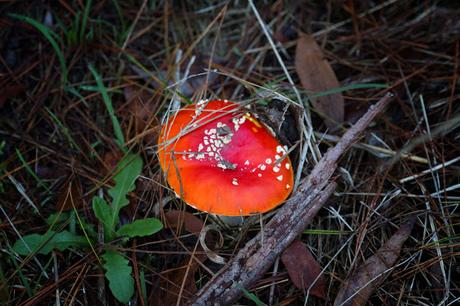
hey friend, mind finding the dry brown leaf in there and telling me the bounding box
[334,218,416,306]
[156,256,202,306]
[102,150,123,176]
[295,34,344,129]
[281,239,326,299]
[56,177,82,211]
[164,210,205,236]
[0,84,25,109]
[123,85,159,143]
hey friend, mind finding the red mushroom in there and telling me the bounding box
[158,100,294,216]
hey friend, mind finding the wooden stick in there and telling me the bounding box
[190,93,393,305]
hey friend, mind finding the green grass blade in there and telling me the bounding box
[9,13,68,84]
[309,83,389,98]
[303,229,351,235]
[240,287,266,306]
[139,269,148,305]
[80,0,92,43]
[44,107,81,151]
[88,64,126,150]
[15,149,50,191]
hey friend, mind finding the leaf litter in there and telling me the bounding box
[281,239,326,299]
[295,33,345,130]
[334,217,416,306]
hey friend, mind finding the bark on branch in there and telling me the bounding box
[191,94,393,305]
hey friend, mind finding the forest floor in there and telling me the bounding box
[0,1,459,305]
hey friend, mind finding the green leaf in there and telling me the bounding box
[46,212,70,227]
[107,154,143,233]
[92,197,112,235]
[117,218,163,238]
[13,230,88,255]
[102,250,134,303]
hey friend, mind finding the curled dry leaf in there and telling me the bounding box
[334,218,416,306]
[199,224,225,265]
[281,239,326,299]
[295,33,344,130]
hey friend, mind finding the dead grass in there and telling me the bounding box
[0,1,459,305]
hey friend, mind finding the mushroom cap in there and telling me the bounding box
[158,100,294,216]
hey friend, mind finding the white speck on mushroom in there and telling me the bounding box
[244,160,250,166]
[198,143,204,151]
[275,154,281,161]
[285,163,290,170]
[259,164,266,171]
[232,178,239,185]
[232,118,240,131]
[276,175,283,181]
[286,184,291,189]
[221,136,232,144]
[204,139,209,145]
[276,145,284,154]
[265,158,272,164]
[217,122,223,128]
[196,153,205,160]
[208,152,214,156]
[197,99,207,106]
[273,166,280,173]
[206,147,211,152]
[258,173,262,177]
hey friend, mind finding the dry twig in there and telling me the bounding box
[190,93,393,305]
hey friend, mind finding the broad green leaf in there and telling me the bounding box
[13,230,88,255]
[102,250,134,304]
[46,212,70,227]
[107,154,143,233]
[92,197,112,236]
[116,218,163,238]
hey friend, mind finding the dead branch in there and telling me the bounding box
[190,93,393,305]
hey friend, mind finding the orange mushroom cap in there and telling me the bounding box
[158,100,294,216]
